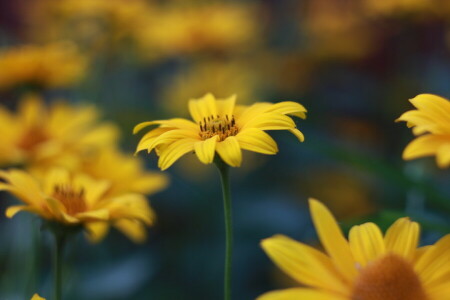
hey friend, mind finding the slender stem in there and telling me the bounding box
[215,160,233,300]
[53,233,66,300]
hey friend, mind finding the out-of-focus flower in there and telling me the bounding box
[135,3,259,59]
[0,42,87,91]
[134,93,306,169]
[397,94,450,168]
[301,0,376,61]
[0,94,118,170]
[162,59,261,115]
[27,0,153,55]
[31,294,45,300]
[0,168,155,243]
[259,199,450,300]
[81,147,169,197]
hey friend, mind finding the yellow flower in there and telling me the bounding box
[81,147,169,197]
[259,199,450,300]
[0,168,155,243]
[31,294,45,300]
[0,42,87,91]
[397,94,450,168]
[134,93,306,170]
[0,94,118,170]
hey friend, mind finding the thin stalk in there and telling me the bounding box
[215,160,233,300]
[53,233,66,300]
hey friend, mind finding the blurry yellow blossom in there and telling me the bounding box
[134,93,306,169]
[31,294,45,300]
[397,94,450,168]
[163,59,261,115]
[81,147,169,197]
[135,3,259,59]
[0,94,118,170]
[301,0,376,61]
[0,168,155,243]
[0,42,87,91]
[259,199,450,300]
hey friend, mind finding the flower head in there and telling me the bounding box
[397,94,450,168]
[0,42,86,91]
[0,94,118,170]
[0,168,155,243]
[31,294,45,300]
[134,93,306,170]
[259,199,450,300]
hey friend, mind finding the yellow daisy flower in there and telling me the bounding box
[397,93,450,168]
[0,168,155,243]
[0,42,86,91]
[81,147,169,197]
[259,199,450,300]
[31,294,45,300]
[0,94,118,170]
[134,93,306,170]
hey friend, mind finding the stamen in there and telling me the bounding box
[198,114,239,141]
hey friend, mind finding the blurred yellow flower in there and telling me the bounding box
[31,294,45,300]
[0,42,86,91]
[81,147,169,197]
[135,3,259,59]
[134,93,306,170]
[0,168,155,243]
[397,94,450,168]
[0,94,118,170]
[259,199,450,300]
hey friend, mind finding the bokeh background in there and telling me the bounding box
[1,0,450,299]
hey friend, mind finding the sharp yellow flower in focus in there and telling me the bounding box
[134,93,306,170]
[81,147,169,197]
[0,94,118,170]
[31,294,45,300]
[0,42,86,91]
[259,198,450,300]
[0,168,155,243]
[397,94,450,168]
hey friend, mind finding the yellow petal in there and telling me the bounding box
[144,129,199,154]
[242,112,296,131]
[403,135,449,160]
[188,93,218,123]
[133,118,197,134]
[235,102,272,126]
[114,219,147,243]
[216,136,242,167]
[436,144,450,168]
[289,128,305,142]
[265,101,307,119]
[257,288,347,300]
[85,222,109,243]
[135,127,173,153]
[157,138,196,170]
[5,205,39,218]
[261,235,349,294]
[384,217,419,261]
[309,198,357,281]
[106,193,155,225]
[415,234,450,287]
[236,128,278,155]
[43,168,71,195]
[31,293,46,300]
[0,169,45,205]
[409,94,450,130]
[75,209,109,221]
[349,222,385,267]
[194,135,218,164]
[215,95,236,117]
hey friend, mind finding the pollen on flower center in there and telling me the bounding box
[352,253,428,300]
[198,114,238,141]
[53,185,87,215]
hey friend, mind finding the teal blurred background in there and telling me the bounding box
[1,0,450,299]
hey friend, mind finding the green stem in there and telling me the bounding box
[53,233,66,300]
[215,159,233,300]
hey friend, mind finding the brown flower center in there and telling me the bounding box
[17,127,49,152]
[53,185,87,215]
[198,114,238,141]
[352,253,428,300]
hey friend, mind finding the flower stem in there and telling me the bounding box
[53,233,66,300]
[215,159,233,300]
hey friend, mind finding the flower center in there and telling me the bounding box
[53,185,87,215]
[352,253,428,300]
[17,127,49,152]
[198,114,238,141]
